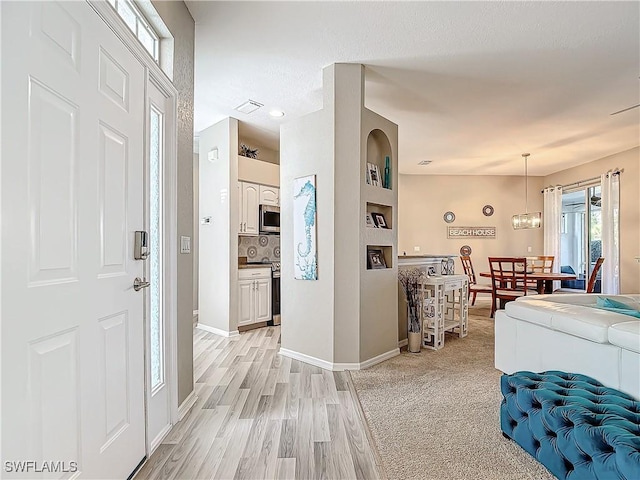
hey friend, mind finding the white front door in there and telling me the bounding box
[2,2,146,477]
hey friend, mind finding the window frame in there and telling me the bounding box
[107,0,160,62]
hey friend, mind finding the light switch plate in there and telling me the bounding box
[414,246,420,252]
[180,236,191,254]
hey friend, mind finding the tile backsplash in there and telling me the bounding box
[238,235,281,262]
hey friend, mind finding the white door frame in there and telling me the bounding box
[89,0,180,446]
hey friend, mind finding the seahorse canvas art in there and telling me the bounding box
[293,174,317,280]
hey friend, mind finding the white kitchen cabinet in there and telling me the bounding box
[238,268,272,326]
[239,181,259,235]
[259,185,279,206]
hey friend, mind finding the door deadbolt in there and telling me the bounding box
[134,231,149,260]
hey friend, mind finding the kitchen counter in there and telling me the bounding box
[398,254,456,259]
[238,263,272,270]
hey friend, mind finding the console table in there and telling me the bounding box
[419,274,469,350]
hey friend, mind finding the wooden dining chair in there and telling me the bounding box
[488,257,538,318]
[555,257,605,294]
[530,256,554,273]
[527,255,555,290]
[460,255,492,306]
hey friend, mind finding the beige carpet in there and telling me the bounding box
[350,299,556,480]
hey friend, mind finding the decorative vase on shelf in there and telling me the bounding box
[383,155,390,189]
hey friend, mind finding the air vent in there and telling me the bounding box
[418,160,432,166]
[234,100,263,114]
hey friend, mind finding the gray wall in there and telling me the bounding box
[199,118,240,334]
[281,108,336,363]
[151,0,194,406]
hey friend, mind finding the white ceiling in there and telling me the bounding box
[186,1,640,175]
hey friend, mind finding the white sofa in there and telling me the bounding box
[494,294,640,399]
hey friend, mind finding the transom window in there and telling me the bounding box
[107,0,159,62]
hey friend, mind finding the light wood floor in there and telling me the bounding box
[135,326,383,480]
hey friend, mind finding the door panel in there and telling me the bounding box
[28,78,79,286]
[259,185,279,206]
[98,123,128,276]
[28,329,81,467]
[99,312,129,447]
[2,2,146,478]
[255,278,272,322]
[238,280,254,325]
[243,183,259,235]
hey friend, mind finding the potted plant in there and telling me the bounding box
[398,267,425,353]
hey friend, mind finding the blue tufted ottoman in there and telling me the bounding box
[501,371,640,479]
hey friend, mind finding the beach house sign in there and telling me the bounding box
[447,226,496,239]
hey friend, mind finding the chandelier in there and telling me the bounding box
[512,153,541,229]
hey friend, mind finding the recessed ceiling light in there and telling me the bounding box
[269,110,285,117]
[234,100,263,114]
[418,160,432,165]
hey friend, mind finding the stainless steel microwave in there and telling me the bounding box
[259,205,280,234]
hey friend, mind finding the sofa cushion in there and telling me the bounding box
[505,295,638,343]
[595,296,640,318]
[609,321,640,354]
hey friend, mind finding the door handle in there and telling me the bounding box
[134,277,151,291]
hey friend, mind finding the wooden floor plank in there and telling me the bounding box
[332,371,350,392]
[313,441,334,480]
[275,458,297,480]
[278,418,297,458]
[294,398,315,479]
[312,398,331,442]
[270,382,288,420]
[213,419,254,480]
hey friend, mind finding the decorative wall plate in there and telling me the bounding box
[460,245,472,256]
[443,211,456,223]
[482,205,494,217]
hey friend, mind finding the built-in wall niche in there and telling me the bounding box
[366,245,393,270]
[366,202,392,229]
[365,129,392,190]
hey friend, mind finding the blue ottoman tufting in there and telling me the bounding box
[500,371,640,480]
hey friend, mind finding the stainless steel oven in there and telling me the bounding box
[269,262,281,326]
[259,205,280,234]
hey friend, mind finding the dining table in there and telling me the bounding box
[478,271,578,294]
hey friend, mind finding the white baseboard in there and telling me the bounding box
[360,348,400,369]
[279,347,400,371]
[196,323,239,338]
[148,422,173,456]
[398,338,408,348]
[279,348,336,370]
[177,391,198,422]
